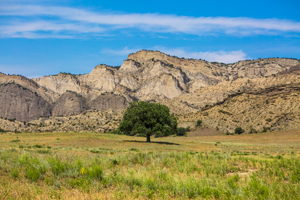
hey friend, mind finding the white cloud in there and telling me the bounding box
[26,75,44,79]
[163,49,247,63]
[107,47,248,63]
[0,4,300,38]
[104,47,142,56]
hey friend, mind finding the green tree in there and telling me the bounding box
[196,120,202,126]
[176,127,186,136]
[234,127,245,134]
[119,101,177,142]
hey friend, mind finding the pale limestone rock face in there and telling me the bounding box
[136,73,184,100]
[127,50,222,86]
[79,65,119,92]
[35,73,82,96]
[119,75,139,91]
[119,60,139,73]
[188,79,211,93]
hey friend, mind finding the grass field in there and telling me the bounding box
[0,130,300,199]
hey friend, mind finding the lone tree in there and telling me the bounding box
[235,127,245,134]
[196,120,202,126]
[119,101,177,142]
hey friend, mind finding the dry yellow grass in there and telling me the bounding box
[1,130,300,199]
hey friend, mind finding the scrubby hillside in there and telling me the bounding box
[178,81,300,133]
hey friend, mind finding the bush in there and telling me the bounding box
[185,126,191,132]
[262,126,270,133]
[33,144,43,148]
[109,130,123,135]
[88,165,104,180]
[26,167,40,181]
[177,127,186,136]
[11,168,20,179]
[235,127,244,134]
[196,120,202,126]
[249,127,257,134]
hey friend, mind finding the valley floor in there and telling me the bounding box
[0,130,300,199]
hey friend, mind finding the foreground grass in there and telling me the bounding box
[0,130,300,199]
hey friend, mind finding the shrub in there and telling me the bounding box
[177,127,186,136]
[235,127,244,134]
[10,139,21,142]
[109,130,123,135]
[90,149,101,153]
[196,120,202,126]
[26,167,42,181]
[48,157,66,175]
[249,127,258,134]
[218,110,233,115]
[88,165,104,180]
[262,126,270,133]
[11,168,20,179]
[185,126,191,132]
[10,137,20,142]
[37,149,51,154]
[111,159,119,166]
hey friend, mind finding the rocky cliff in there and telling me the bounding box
[0,50,300,133]
[0,83,52,122]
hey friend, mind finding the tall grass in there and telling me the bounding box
[0,147,299,199]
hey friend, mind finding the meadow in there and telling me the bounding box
[0,130,300,199]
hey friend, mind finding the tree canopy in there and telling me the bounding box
[119,101,177,142]
[235,127,245,134]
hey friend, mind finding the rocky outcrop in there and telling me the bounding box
[0,83,52,122]
[89,93,129,111]
[52,91,89,116]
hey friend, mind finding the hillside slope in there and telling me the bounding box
[0,50,300,133]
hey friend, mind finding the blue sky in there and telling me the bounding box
[0,0,300,78]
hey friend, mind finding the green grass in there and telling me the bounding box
[0,130,300,199]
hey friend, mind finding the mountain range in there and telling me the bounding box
[1,50,299,134]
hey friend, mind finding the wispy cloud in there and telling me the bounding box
[104,47,142,56]
[0,4,300,38]
[163,49,247,63]
[106,47,248,63]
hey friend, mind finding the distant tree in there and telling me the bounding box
[176,127,186,136]
[235,127,245,134]
[196,120,202,126]
[119,101,177,142]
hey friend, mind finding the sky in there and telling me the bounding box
[0,0,300,78]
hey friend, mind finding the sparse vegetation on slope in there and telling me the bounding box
[178,82,300,133]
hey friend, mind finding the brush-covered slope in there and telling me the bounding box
[178,81,300,133]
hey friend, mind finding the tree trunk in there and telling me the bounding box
[147,134,151,142]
